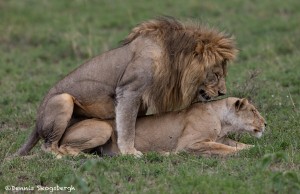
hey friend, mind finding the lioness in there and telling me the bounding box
[57,97,266,157]
[17,17,237,157]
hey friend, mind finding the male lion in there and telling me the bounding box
[56,97,266,157]
[17,17,237,157]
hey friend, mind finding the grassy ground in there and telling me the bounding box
[0,0,300,193]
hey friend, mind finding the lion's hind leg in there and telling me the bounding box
[40,93,74,155]
[58,119,113,157]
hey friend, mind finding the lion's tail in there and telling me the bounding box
[16,126,40,156]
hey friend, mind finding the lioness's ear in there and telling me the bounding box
[235,98,248,111]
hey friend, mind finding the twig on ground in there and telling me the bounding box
[288,89,297,113]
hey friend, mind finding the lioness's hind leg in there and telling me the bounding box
[59,119,113,156]
[218,137,254,150]
[40,93,74,155]
[186,141,243,156]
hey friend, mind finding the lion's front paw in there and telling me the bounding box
[120,147,143,158]
[133,150,143,158]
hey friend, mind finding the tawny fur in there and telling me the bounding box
[17,17,237,156]
[58,97,266,157]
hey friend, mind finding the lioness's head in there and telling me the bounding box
[229,98,266,138]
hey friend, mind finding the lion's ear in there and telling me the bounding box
[195,43,204,54]
[235,98,248,111]
[195,40,210,55]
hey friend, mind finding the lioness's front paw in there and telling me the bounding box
[244,144,255,149]
[237,144,255,150]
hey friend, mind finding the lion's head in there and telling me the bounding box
[190,26,237,102]
[124,17,238,112]
[179,22,237,106]
[228,98,266,138]
[197,61,227,101]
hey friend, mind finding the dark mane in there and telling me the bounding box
[124,17,238,113]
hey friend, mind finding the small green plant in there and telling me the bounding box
[271,171,300,193]
[259,152,288,169]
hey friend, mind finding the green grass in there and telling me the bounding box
[1,0,300,193]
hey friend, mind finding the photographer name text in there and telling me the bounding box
[5,185,75,192]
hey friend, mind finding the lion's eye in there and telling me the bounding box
[222,60,227,66]
[214,73,219,79]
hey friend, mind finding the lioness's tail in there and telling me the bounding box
[16,127,40,156]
